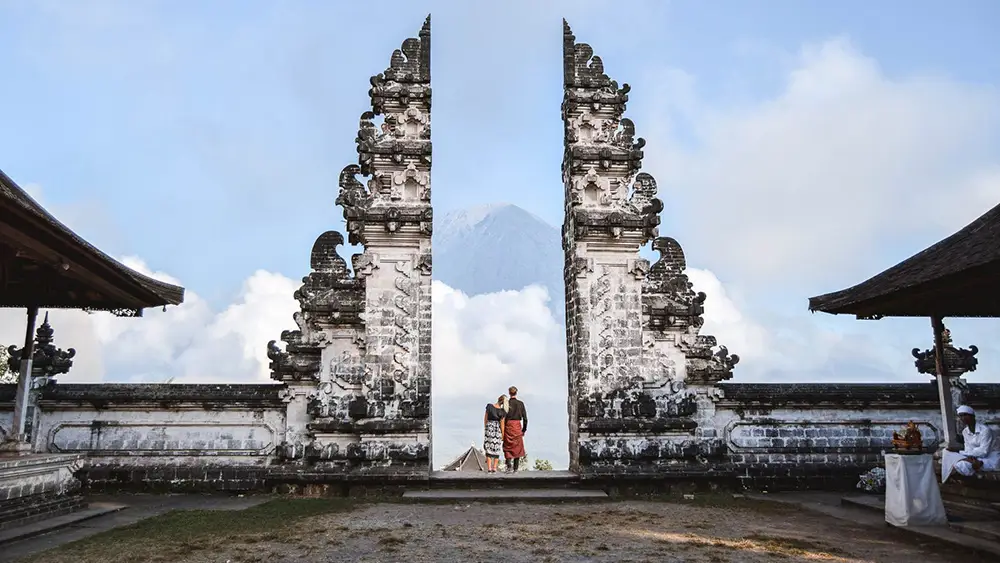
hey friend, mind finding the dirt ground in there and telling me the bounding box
[23,497,990,563]
[188,501,984,563]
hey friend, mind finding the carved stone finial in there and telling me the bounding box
[643,237,707,332]
[684,338,740,384]
[911,325,978,378]
[369,17,432,115]
[6,312,76,379]
[292,230,364,324]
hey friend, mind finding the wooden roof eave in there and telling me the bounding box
[808,201,1000,319]
[0,169,185,312]
[809,260,1000,319]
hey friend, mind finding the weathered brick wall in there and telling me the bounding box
[4,381,1000,492]
[27,384,285,492]
[716,383,1000,489]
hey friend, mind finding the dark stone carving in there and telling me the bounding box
[685,337,740,384]
[644,237,707,331]
[267,333,321,383]
[911,327,978,379]
[369,16,431,109]
[7,313,76,380]
[562,19,631,110]
[268,231,364,383]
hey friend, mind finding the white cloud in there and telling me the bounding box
[0,257,298,384]
[431,281,568,469]
[643,37,1000,288]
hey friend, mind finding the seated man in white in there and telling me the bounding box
[942,405,1000,482]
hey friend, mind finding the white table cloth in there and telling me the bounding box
[884,453,947,527]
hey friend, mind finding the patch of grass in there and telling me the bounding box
[741,533,846,556]
[25,497,356,563]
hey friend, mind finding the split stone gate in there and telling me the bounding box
[265,17,739,476]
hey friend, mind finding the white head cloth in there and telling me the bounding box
[957,405,976,416]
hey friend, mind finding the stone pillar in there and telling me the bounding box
[341,17,433,472]
[270,17,432,475]
[562,21,738,474]
[10,307,38,447]
[6,310,76,452]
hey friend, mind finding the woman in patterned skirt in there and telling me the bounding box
[483,395,508,473]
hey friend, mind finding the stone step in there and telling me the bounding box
[403,488,609,502]
[841,493,1000,546]
[842,494,1000,521]
[756,493,1000,559]
[940,473,1000,503]
[942,497,1000,521]
[0,502,127,546]
[840,494,882,513]
[427,470,582,490]
[0,494,87,531]
[948,520,1000,543]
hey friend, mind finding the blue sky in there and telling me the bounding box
[1,0,999,383]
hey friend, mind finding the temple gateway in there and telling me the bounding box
[264,17,739,476]
[1,18,998,519]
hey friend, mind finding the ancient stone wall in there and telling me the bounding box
[715,383,1000,488]
[561,21,738,474]
[3,381,1000,491]
[266,17,432,475]
[28,384,284,492]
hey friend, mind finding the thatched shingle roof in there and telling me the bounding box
[441,444,487,472]
[809,202,1000,318]
[0,168,184,314]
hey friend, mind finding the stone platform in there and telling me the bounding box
[753,491,1000,558]
[0,501,125,546]
[403,488,608,502]
[427,470,579,489]
[0,453,86,531]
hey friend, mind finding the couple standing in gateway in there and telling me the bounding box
[482,386,528,473]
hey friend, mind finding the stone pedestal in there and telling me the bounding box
[884,453,947,527]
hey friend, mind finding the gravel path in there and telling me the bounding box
[201,500,985,563]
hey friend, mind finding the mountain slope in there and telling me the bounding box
[434,203,564,314]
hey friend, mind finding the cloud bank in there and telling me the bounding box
[641,37,1000,291]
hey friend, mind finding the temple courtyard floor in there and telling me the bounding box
[2,493,994,563]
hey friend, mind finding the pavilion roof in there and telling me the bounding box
[0,169,185,315]
[440,444,487,472]
[808,201,1000,319]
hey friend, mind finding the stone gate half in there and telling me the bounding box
[561,21,739,474]
[267,17,433,475]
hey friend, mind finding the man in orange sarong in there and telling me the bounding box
[503,386,528,472]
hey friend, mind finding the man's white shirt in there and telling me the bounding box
[961,423,1000,458]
